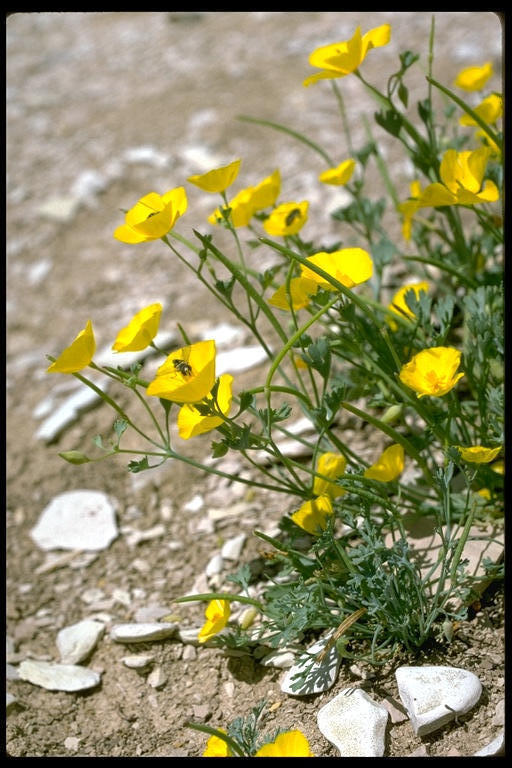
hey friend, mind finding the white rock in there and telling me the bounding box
[221,533,246,561]
[64,736,80,752]
[37,195,79,222]
[6,663,19,681]
[18,660,101,691]
[183,494,204,513]
[112,588,132,608]
[259,650,296,669]
[395,665,482,736]
[317,688,389,757]
[35,383,110,443]
[27,259,52,286]
[133,604,171,624]
[216,346,268,374]
[281,633,342,696]
[124,523,166,547]
[147,666,167,689]
[177,627,202,646]
[473,730,505,756]
[31,491,119,552]
[206,553,224,577]
[182,645,197,661]
[57,619,105,664]
[110,622,177,643]
[123,145,169,168]
[122,654,155,670]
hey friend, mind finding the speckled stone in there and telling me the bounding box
[317,688,389,756]
[18,660,101,691]
[110,622,177,643]
[395,665,482,736]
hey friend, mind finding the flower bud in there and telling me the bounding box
[58,450,91,465]
[380,404,403,424]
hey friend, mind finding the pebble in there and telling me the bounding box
[408,745,428,756]
[221,533,246,561]
[216,345,269,374]
[123,145,170,168]
[395,665,482,736]
[64,736,80,752]
[34,382,110,443]
[205,553,224,577]
[199,322,247,348]
[317,688,389,757]
[123,523,166,547]
[182,645,197,661]
[147,666,167,689]
[259,650,296,669]
[31,490,119,551]
[122,654,155,670]
[208,501,256,522]
[281,633,342,696]
[183,494,204,512]
[133,604,171,624]
[56,620,105,664]
[6,663,19,681]
[110,622,178,643]
[177,627,202,646]
[70,169,108,205]
[473,730,505,756]
[17,660,101,691]
[37,195,80,222]
[492,698,505,726]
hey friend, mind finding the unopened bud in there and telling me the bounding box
[58,450,91,465]
[380,404,403,424]
[239,606,259,630]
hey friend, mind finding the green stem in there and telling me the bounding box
[237,114,335,166]
[174,592,263,610]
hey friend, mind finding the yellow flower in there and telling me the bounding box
[313,452,347,498]
[477,488,491,500]
[408,147,499,210]
[453,61,493,92]
[113,187,187,244]
[364,444,404,482]
[291,495,333,536]
[456,445,501,463]
[177,373,233,439]
[263,201,309,236]
[303,24,391,86]
[459,93,503,126]
[319,158,356,186]
[250,169,281,211]
[187,159,241,193]
[301,248,373,290]
[208,187,255,228]
[112,303,162,353]
[399,346,464,398]
[47,319,96,374]
[268,277,318,311]
[203,730,232,757]
[490,459,504,475]
[397,180,423,241]
[198,599,231,643]
[146,339,216,403]
[255,730,314,757]
[387,281,429,330]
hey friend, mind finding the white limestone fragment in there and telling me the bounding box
[221,533,246,561]
[206,553,224,577]
[35,384,110,443]
[18,660,101,691]
[317,688,389,757]
[259,650,296,669]
[216,345,268,374]
[395,665,482,736]
[31,490,118,552]
[147,666,167,689]
[183,493,204,512]
[57,619,105,664]
[281,633,342,696]
[110,622,177,643]
[473,730,505,756]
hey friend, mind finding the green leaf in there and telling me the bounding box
[128,456,150,473]
[398,82,409,109]
[374,109,403,138]
[113,418,128,440]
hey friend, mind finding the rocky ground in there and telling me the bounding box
[6,11,504,757]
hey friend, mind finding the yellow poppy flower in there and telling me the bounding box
[397,180,423,241]
[477,488,492,500]
[303,24,391,86]
[300,248,373,290]
[187,159,241,193]
[291,495,333,536]
[490,459,504,475]
[456,445,502,463]
[387,282,429,330]
[268,277,318,311]
[146,339,216,403]
[399,346,464,398]
[318,158,356,186]
[111,303,162,353]
[453,61,493,92]
[263,201,309,236]
[313,452,347,498]
[250,169,281,210]
[198,599,231,643]
[113,187,187,244]
[459,93,503,126]
[47,319,96,374]
[177,373,233,439]
[208,187,255,228]
[203,730,232,757]
[255,730,314,757]
[364,444,404,482]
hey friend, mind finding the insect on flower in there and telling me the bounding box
[285,207,301,226]
[173,358,193,376]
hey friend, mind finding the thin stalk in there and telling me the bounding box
[237,114,335,167]
[331,80,353,155]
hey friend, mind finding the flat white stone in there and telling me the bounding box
[35,384,109,443]
[177,627,203,646]
[183,493,204,513]
[31,490,119,551]
[281,633,342,696]
[206,553,224,577]
[259,650,296,669]
[317,688,389,756]
[37,195,80,222]
[221,533,246,561]
[133,604,171,623]
[216,346,268,374]
[18,660,101,691]
[121,654,155,669]
[56,620,105,664]
[395,665,482,736]
[110,622,177,643]
[473,730,505,756]
[147,666,167,689]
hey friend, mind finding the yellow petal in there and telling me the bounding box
[456,445,501,463]
[203,731,232,757]
[255,730,314,757]
[112,303,162,352]
[251,169,281,210]
[364,444,404,481]
[388,282,429,323]
[268,277,318,311]
[454,61,493,92]
[301,248,373,289]
[291,495,333,536]
[313,452,346,498]
[187,159,241,193]
[146,339,216,403]
[47,320,96,374]
[399,346,463,398]
[177,374,233,439]
[263,201,309,236]
[198,599,231,643]
[318,158,356,186]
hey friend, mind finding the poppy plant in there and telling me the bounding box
[453,61,493,92]
[177,373,234,439]
[146,339,216,403]
[198,599,231,643]
[113,187,187,244]
[254,730,314,757]
[263,201,309,236]
[208,187,256,228]
[313,452,347,498]
[47,319,96,374]
[112,303,162,353]
[387,281,429,329]
[291,495,333,536]
[187,159,241,193]
[303,24,391,87]
[399,346,464,398]
[268,276,319,311]
[456,445,501,463]
[318,158,356,186]
[203,730,232,757]
[364,444,405,482]
[301,248,373,290]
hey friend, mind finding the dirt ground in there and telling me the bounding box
[6,12,504,757]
